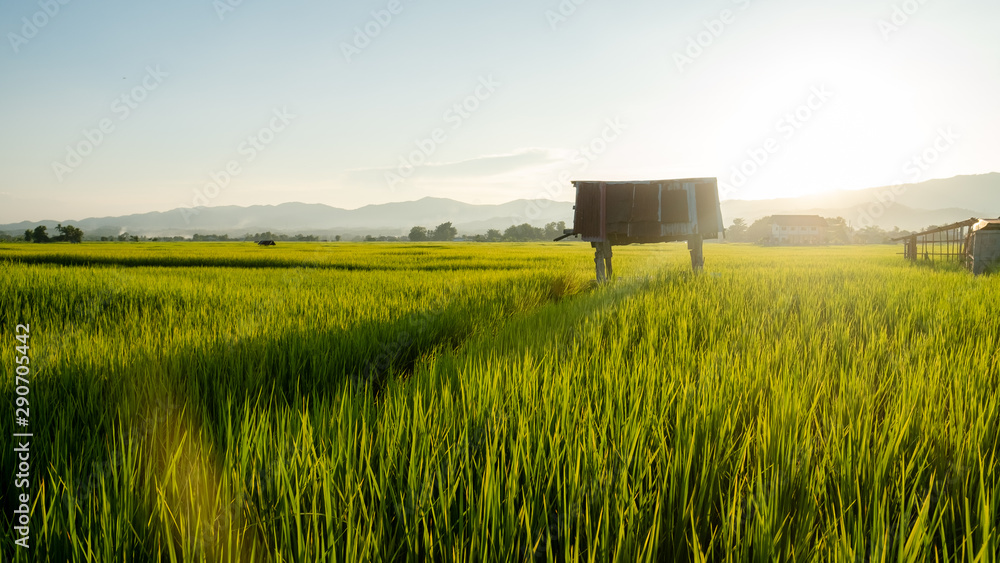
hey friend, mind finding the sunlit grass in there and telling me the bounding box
[0,242,997,561]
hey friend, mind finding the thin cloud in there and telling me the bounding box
[344,148,571,183]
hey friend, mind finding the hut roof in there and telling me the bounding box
[890,218,980,241]
[973,219,1000,232]
[572,178,716,186]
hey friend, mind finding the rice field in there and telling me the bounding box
[1,242,998,562]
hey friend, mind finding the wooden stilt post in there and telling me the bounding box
[603,242,613,280]
[593,241,613,282]
[593,242,606,282]
[688,235,704,271]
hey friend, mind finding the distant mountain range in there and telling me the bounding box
[0,198,575,239]
[2,173,998,238]
[723,173,1000,231]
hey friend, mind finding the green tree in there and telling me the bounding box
[485,229,502,242]
[335,235,342,242]
[32,225,50,243]
[408,226,428,242]
[544,221,567,240]
[826,216,850,244]
[432,222,457,241]
[55,224,84,243]
[855,225,888,245]
[746,216,773,244]
[24,229,33,242]
[503,223,545,242]
[728,218,748,242]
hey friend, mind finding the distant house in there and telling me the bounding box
[770,215,827,245]
[256,240,276,246]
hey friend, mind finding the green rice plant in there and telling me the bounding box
[0,242,997,562]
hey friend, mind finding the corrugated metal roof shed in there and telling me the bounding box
[565,177,723,279]
[571,178,723,245]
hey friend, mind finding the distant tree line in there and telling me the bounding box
[471,222,567,242]
[408,222,458,242]
[403,221,567,242]
[99,232,333,242]
[243,232,325,242]
[726,216,915,245]
[97,234,192,242]
[23,224,84,243]
[1,218,934,246]
[98,232,144,242]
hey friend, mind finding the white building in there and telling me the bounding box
[770,215,828,245]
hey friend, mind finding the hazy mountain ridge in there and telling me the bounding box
[0,198,576,238]
[2,174,997,238]
[721,173,1000,231]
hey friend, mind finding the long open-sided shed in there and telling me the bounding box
[556,178,724,280]
[892,218,977,263]
[891,217,1000,275]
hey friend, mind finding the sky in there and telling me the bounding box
[1,0,998,223]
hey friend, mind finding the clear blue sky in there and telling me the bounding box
[2,0,998,222]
